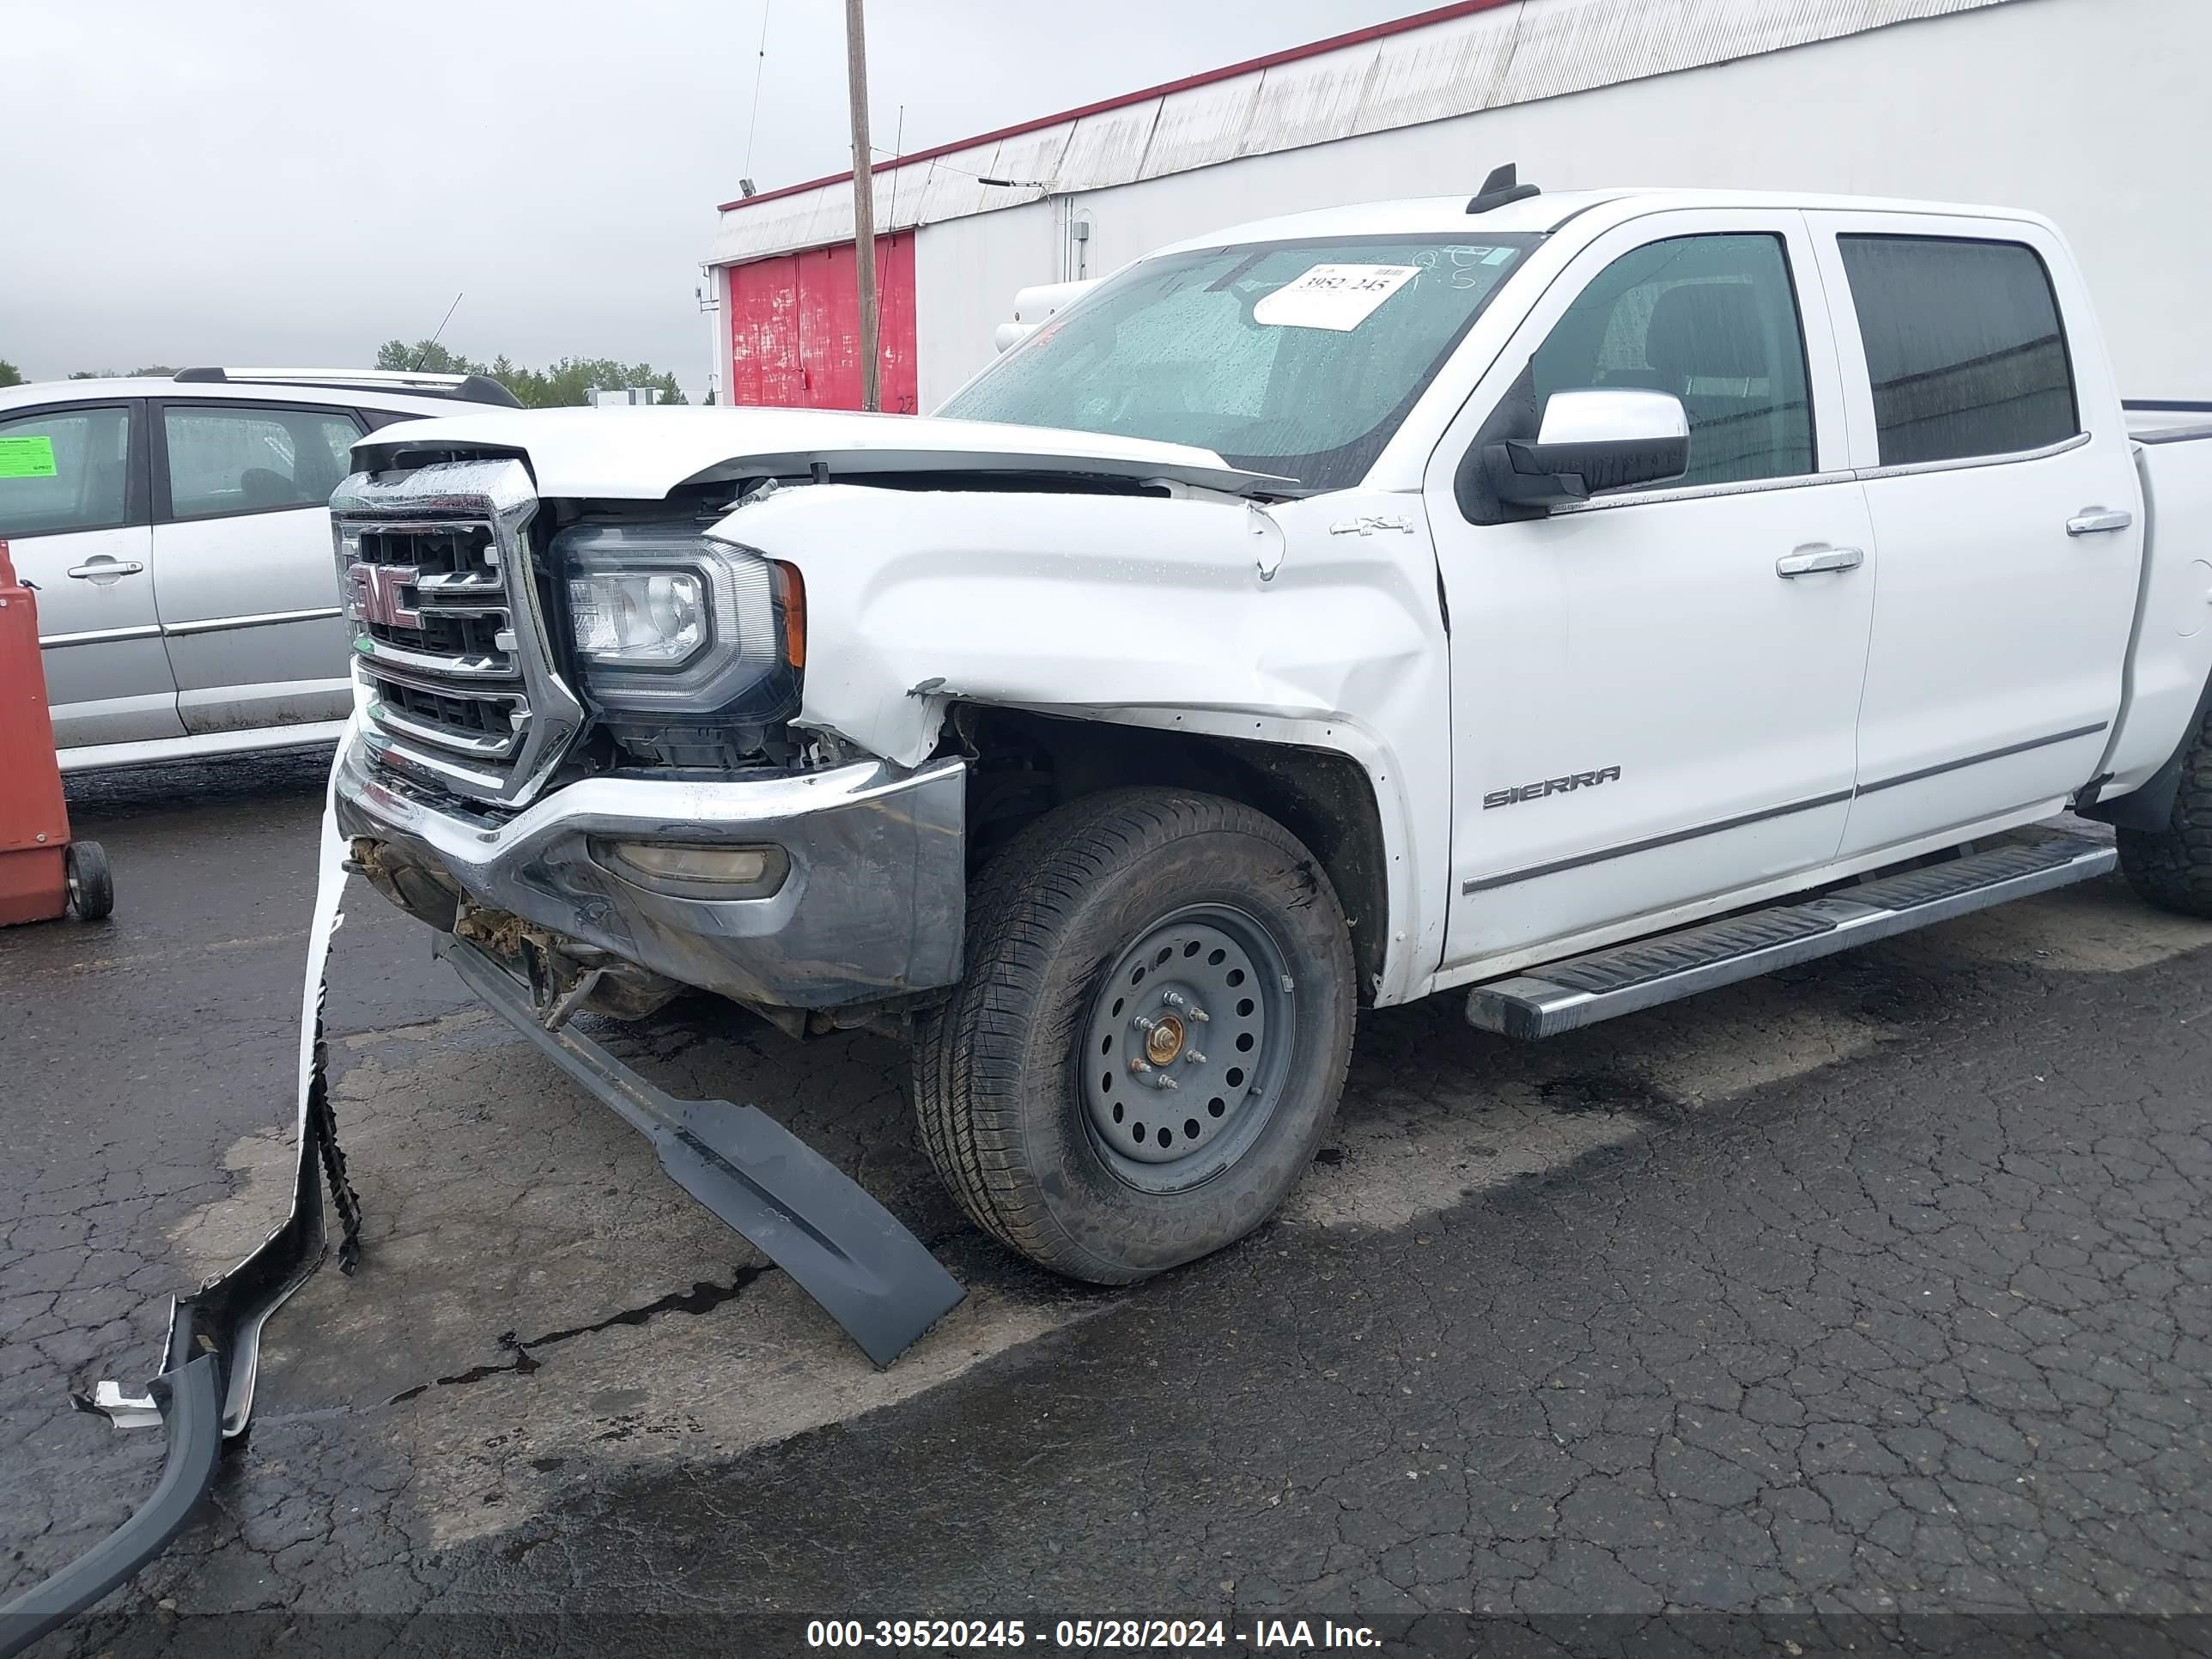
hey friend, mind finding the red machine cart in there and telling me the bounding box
[0,538,112,923]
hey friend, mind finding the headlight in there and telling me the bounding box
[550,520,802,761]
[568,569,708,665]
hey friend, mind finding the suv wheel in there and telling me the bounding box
[912,787,1356,1284]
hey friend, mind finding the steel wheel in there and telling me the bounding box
[1081,903,1293,1194]
[913,787,1357,1285]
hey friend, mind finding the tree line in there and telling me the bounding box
[374,342,690,405]
[1,349,696,405]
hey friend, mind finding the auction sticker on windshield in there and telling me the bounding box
[1253,264,1419,331]
[0,435,58,478]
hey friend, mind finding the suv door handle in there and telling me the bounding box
[2067,508,2134,537]
[1776,545,1864,578]
[67,559,146,581]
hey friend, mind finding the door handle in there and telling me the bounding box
[67,559,146,581]
[2067,508,2134,537]
[1776,545,1864,578]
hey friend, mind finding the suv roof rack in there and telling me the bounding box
[170,367,523,409]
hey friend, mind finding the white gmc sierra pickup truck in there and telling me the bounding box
[329,178,2212,1300]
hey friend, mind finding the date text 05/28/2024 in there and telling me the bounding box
[805,1619,1384,1650]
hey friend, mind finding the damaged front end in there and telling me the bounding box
[0,769,365,1659]
[3,730,969,1655]
[325,452,966,1356]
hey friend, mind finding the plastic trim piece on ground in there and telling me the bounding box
[0,731,365,1659]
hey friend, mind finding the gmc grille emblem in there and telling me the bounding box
[348,562,422,630]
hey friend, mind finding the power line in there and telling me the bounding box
[871,143,1051,192]
[884,105,905,228]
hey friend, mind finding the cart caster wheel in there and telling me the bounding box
[65,840,114,921]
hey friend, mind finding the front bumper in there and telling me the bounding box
[333,733,967,1011]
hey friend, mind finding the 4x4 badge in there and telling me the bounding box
[1328,514,1416,537]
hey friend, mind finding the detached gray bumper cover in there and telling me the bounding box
[333,740,968,1011]
[441,936,964,1368]
[1,762,364,1659]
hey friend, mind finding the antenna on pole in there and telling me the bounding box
[411,292,465,370]
[742,1,772,185]
[844,0,880,413]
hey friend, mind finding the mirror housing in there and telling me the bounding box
[1485,388,1690,509]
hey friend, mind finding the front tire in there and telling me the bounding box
[2118,705,2212,918]
[913,787,1355,1285]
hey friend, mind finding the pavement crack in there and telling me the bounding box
[384,1266,770,1404]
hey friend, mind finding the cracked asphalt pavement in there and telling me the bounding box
[3,752,2209,1655]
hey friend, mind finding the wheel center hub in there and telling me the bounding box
[1144,1013,1186,1066]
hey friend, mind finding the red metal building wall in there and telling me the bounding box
[726,231,918,413]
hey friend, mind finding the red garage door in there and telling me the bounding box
[726,231,918,413]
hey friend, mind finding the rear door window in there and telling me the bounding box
[0,405,134,538]
[1836,235,2078,466]
[161,404,365,520]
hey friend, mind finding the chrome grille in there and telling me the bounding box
[331,459,583,806]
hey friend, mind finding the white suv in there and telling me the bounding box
[0,368,520,770]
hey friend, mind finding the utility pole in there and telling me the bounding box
[844,0,880,412]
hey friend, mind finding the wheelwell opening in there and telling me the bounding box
[941,704,1390,1000]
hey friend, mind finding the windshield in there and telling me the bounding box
[937,233,1540,491]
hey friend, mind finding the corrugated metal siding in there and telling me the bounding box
[1349,12,1525,136]
[1055,101,1165,192]
[708,0,2022,268]
[1139,71,1268,179]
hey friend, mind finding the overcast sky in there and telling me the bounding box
[5,0,1411,395]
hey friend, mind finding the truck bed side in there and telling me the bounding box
[2097,407,2212,803]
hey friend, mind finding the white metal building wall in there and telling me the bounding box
[897,0,2209,407]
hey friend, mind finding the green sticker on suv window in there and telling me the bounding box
[0,435,58,478]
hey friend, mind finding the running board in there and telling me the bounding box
[1466,834,2116,1041]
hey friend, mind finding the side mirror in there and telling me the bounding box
[1485,388,1690,509]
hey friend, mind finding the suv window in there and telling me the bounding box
[1531,234,1815,488]
[1837,235,2077,466]
[162,404,363,520]
[0,405,133,538]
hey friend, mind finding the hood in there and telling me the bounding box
[349,405,1297,500]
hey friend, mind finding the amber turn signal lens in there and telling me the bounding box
[591,839,791,898]
[775,561,806,668]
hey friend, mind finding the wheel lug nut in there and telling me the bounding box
[1128,1057,1152,1075]
[1154,1073,1180,1091]
[1187,1004,1210,1024]
[1183,1049,1206,1066]
[1163,990,1188,1011]
[1133,1015,1158,1034]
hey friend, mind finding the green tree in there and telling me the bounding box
[372,339,686,406]
[0,359,21,387]
[374,339,487,376]
[67,365,178,380]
